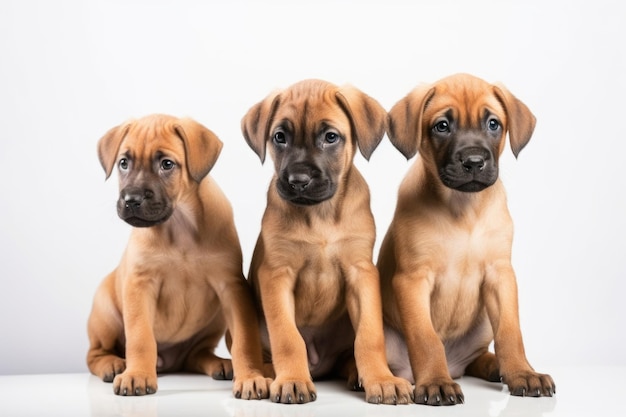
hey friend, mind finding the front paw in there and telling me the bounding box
[113,370,158,396]
[362,375,413,405]
[414,377,464,406]
[270,378,317,404]
[233,373,272,400]
[503,371,555,397]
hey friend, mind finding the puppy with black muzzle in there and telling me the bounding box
[242,79,413,404]
[378,74,555,405]
[87,114,270,399]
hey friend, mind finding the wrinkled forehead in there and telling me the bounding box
[425,81,506,127]
[120,119,185,158]
[271,85,351,135]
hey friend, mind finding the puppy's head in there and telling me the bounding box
[241,79,386,205]
[97,114,223,227]
[388,73,535,192]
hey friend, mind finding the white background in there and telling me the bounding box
[0,0,624,375]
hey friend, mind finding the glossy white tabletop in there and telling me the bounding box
[0,366,620,416]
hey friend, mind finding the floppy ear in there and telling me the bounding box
[335,85,387,161]
[97,122,131,180]
[493,85,536,158]
[387,84,436,160]
[173,119,223,182]
[241,91,281,163]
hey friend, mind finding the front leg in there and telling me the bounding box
[346,261,413,405]
[483,262,555,397]
[392,269,464,406]
[114,275,158,396]
[214,273,271,400]
[258,265,316,404]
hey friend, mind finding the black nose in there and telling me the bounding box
[122,188,153,208]
[288,172,311,192]
[124,193,143,209]
[462,155,486,173]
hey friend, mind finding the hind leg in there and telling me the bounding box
[184,322,233,380]
[86,281,126,383]
[87,317,125,382]
[465,351,501,382]
[442,314,496,381]
[87,347,126,383]
[87,349,126,383]
[334,353,361,391]
[188,348,234,380]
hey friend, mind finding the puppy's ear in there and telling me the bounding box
[387,84,435,160]
[493,85,536,158]
[241,91,281,163]
[173,119,223,182]
[97,123,131,180]
[336,86,387,161]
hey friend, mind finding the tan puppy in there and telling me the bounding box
[241,79,413,404]
[379,74,555,405]
[87,114,269,399]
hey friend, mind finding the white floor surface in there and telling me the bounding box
[0,366,620,417]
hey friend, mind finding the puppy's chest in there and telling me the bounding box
[139,251,220,340]
[153,275,220,341]
[435,229,491,278]
[290,238,349,325]
[423,221,506,336]
[417,208,508,277]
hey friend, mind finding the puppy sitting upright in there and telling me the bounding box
[241,80,413,404]
[379,74,555,405]
[87,114,269,399]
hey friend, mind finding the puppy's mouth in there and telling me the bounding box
[276,175,336,206]
[439,167,498,192]
[439,149,498,193]
[117,188,174,227]
[442,178,495,193]
[120,213,172,228]
[287,195,333,206]
[277,185,337,205]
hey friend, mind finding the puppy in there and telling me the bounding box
[241,79,413,404]
[87,114,269,399]
[379,74,555,405]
